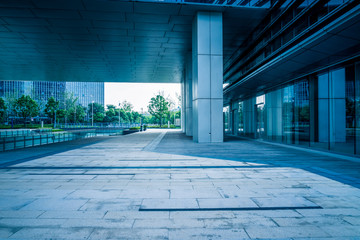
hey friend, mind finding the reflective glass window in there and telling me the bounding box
[282,85,294,144]
[223,106,230,133]
[238,102,244,135]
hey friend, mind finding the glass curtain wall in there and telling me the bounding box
[227,62,360,156]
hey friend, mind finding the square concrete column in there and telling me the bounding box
[185,52,193,136]
[192,12,223,143]
[181,74,186,133]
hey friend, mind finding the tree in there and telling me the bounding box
[4,92,18,121]
[44,97,59,126]
[88,102,104,123]
[0,97,7,124]
[69,105,86,123]
[14,95,39,127]
[59,92,78,124]
[120,100,133,112]
[148,93,169,127]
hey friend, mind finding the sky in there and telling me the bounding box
[105,83,181,113]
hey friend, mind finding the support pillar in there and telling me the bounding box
[185,53,193,136]
[192,12,223,143]
[181,73,186,133]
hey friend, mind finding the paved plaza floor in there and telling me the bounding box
[0,129,360,239]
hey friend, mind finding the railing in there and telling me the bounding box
[58,123,141,129]
[0,131,97,152]
[0,129,52,138]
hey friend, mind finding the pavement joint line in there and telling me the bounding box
[143,131,167,151]
[139,206,323,211]
[1,165,282,170]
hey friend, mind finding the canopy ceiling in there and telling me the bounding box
[0,0,268,83]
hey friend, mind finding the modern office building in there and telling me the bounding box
[66,82,105,107]
[222,0,360,155]
[32,81,66,104]
[0,81,104,108]
[0,81,25,99]
[0,0,359,155]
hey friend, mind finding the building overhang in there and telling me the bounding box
[0,0,268,83]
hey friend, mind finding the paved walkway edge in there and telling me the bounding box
[142,131,167,151]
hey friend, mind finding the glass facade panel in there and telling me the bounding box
[238,102,244,136]
[355,63,360,155]
[294,80,310,146]
[282,85,294,144]
[225,63,360,156]
[223,106,230,133]
[330,66,355,154]
[256,95,265,139]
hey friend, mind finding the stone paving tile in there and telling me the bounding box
[104,210,169,220]
[233,209,303,218]
[20,198,88,211]
[343,216,360,225]
[203,216,277,228]
[38,210,106,219]
[245,226,331,238]
[8,227,93,239]
[0,198,35,211]
[197,198,258,208]
[79,199,142,211]
[170,189,221,199]
[0,210,44,219]
[169,210,235,219]
[66,189,122,199]
[168,228,249,240]
[141,199,199,210]
[61,218,134,228]
[319,225,360,237]
[272,216,351,227]
[0,229,19,238]
[0,218,66,228]
[251,196,319,208]
[88,228,169,240]
[296,207,360,217]
[133,218,205,229]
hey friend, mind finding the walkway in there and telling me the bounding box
[0,129,360,239]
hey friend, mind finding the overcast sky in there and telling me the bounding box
[105,83,181,112]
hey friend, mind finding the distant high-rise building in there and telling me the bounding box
[65,82,104,107]
[0,81,104,108]
[0,81,25,99]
